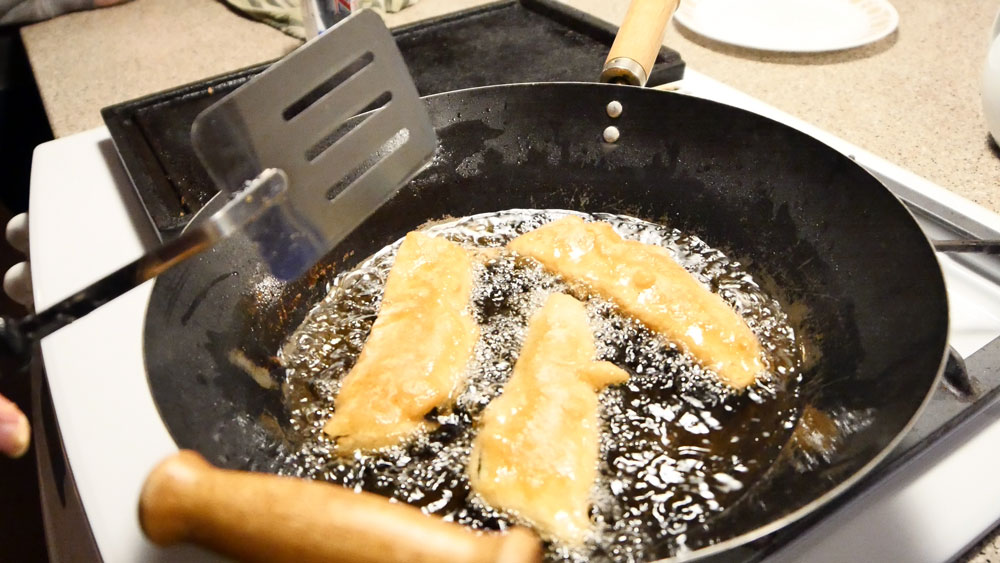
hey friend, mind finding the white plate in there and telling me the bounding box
[674,0,899,53]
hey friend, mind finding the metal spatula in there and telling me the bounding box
[0,10,436,360]
[193,8,437,280]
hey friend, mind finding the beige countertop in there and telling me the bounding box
[18,0,1000,560]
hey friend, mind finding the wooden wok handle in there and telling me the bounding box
[601,0,680,86]
[140,450,543,563]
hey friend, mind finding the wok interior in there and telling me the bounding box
[144,84,948,553]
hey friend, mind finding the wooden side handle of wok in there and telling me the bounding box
[601,0,680,86]
[140,450,543,563]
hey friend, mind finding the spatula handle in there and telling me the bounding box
[140,451,543,563]
[601,0,680,86]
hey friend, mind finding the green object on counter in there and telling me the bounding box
[362,0,420,12]
[223,0,306,40]
[0,0,132,25]
[223,0,420,41]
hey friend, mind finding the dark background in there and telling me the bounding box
[0,25,53,563]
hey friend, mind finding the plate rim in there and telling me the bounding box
[674,0,900,53]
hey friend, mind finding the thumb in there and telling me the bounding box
[0,394,30,458]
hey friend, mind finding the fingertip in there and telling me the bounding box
[0,401,31,459]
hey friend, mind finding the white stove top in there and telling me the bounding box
[27,70,1000,562]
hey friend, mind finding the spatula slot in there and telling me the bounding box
[282,51,375,121]
[304,91,393,162]
[325,127,410,201]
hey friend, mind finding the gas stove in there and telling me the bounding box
[28,68,1000,562]
[26,3,1000,561]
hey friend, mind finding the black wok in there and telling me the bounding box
[144,80,948,559]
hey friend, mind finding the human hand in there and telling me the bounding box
[0,393,29,458]
[1,211,31,458]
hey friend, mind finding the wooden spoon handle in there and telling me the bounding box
[140,450,542,563]
[601,0,680,86]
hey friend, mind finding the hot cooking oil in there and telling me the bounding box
[277,210,804,562]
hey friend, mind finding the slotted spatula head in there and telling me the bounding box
[191,9,436,280]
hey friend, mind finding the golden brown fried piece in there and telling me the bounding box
[323,232,478,452]
[508,216,765,389]
[468,293,628,545]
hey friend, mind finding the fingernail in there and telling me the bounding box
[0,403,30,458]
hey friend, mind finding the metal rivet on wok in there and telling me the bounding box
[603,125,620,143]
[606,100,623,118]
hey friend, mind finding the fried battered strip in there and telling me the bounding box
[468,293,628,545]
[323,232,478,452]
[508,216,765,389]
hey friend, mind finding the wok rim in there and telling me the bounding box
[144,81,953,561]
